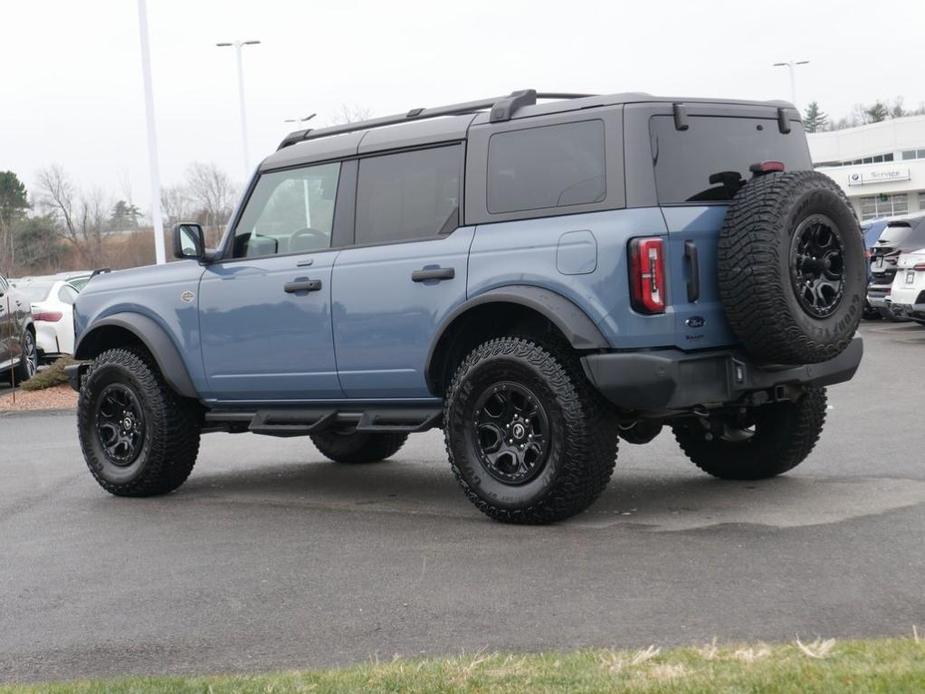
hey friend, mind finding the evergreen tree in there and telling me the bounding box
[109,199,141,230]
[0,171,30,274]
[803,101,828,133]
[865,101,889,123]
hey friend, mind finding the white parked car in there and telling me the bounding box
[888,248,925,325]
[10,277,80,360]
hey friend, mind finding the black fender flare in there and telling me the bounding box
[75,312,198,399]
[425,285,610,393]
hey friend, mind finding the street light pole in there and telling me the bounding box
[217,40,260,178]
[772,60,810,109]
[136,0,166,265]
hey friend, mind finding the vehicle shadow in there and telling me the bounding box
[175,457,924,530]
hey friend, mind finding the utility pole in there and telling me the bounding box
[217,40,261,178]
[773,60,810,109]
[136,0,166,265]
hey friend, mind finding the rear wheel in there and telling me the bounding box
[444,337,618,524]
[672,387,827,480]
[310,430,408,464]
[77,347,201,496]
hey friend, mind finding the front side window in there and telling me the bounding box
[355,145,461,245]
[487,120,606,214]
[232,162,340,258]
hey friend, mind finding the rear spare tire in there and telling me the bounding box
[717,170,865,364]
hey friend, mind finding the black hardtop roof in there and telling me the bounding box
[262,89,798,172]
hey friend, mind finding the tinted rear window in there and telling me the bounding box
[651,116,811,204]
[487,120,606,214]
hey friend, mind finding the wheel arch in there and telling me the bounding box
[425,285,609,396]
[75,313,198,399]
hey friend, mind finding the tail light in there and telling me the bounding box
[914,263,925,271]
[33,311,63,322]
[629,237,666,314]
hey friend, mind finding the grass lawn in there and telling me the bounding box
[3,637,923,693]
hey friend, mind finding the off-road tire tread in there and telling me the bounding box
[717,171,863,364]
[310,431,408,464]
[78,347,201,496]
[672,387,827,480]
[444,337,618,524]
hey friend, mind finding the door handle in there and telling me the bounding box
[411,267,455,282]
[284,278,322,293]
[684,241,700,302]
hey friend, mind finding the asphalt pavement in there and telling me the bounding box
[1,321,924,683]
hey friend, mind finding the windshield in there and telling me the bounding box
[650,115,811,204]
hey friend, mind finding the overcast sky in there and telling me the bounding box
[2,0,924,213]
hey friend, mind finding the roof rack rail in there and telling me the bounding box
[277,90,597,150]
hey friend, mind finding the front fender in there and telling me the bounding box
[75,312,198,399]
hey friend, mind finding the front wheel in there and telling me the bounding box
[77,347,201,496]
[672,387,827,480]
[444,337,618,524]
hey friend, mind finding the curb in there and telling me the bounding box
[0,408,76,418]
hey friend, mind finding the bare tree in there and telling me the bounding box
[35,165,111,267]
[160,183,194,229]
[329,104,373,125]
[185,162,238,231]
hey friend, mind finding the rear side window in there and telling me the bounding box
[650,116,811,204]
[355,145,461,245]
[487,120,606,214]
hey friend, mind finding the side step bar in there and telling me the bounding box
[204,407,442,437]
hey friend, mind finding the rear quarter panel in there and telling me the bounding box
[468,208,680,349]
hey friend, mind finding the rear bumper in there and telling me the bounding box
[581,337,863,411]
[867,288,890,308]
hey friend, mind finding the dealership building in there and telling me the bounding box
[807,115,925,221]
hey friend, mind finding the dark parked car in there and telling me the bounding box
[0,272,37,383]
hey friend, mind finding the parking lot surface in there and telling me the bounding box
[1,322,924,683]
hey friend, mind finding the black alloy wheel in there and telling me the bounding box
[95,383,146,467]
[472,381,550,485]
[790,213,846,318]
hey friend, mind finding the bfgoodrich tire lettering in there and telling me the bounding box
[77,347,201,496]
[718,171,865,364]
[444,337,618,524]
[672,387,827,480]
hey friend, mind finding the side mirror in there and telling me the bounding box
[173,223,206,261]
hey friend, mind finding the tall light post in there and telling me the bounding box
[773,60,810,109]
[216,40,260,177]
[136,0,166,264]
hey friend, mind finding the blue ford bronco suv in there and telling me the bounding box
[69,90,865,524]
